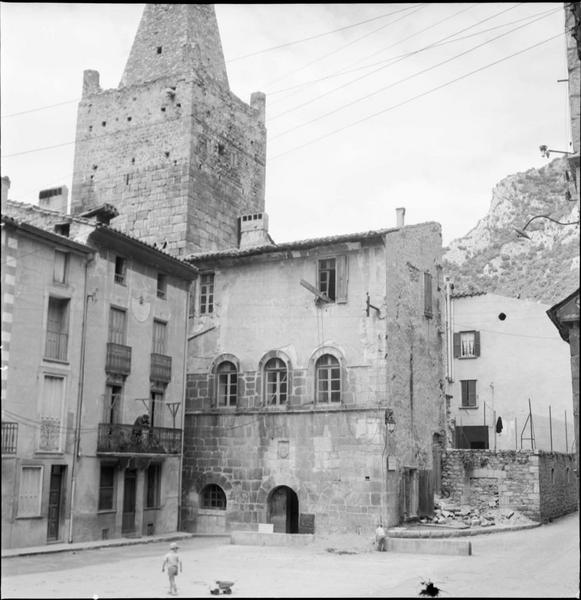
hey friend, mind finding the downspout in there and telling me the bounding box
[177,278,194,531]
[68,253,94,543]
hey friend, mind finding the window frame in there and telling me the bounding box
[152,319,168,355]
[45,296,70,361]
[317,258,337,302]
[53,250,69,284]
[108,306,127,345]
[98,464,116,512]
[156,273,167,300]
[264,357,288,406]
[216,361,237,407]
[104,383,123,424]
[17,465,43,518]
[454,331,481,359]
[200,484,227,510]
[38,374,65,452]
[200,273,215,315]
[114,256,127,285]
[460,379,477,408]
[315,354,342,404]
[424,271,433,318]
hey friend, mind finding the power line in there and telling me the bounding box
[270,7,557,139]
[269,31,565,160]
[225,4,421,63]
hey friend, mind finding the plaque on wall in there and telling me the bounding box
[299,513,315,534]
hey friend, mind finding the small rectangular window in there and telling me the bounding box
[53,250,68,284]
[98,465,116,511]
[104,384,122,424]
[114,256,126,285]
[45,297,69,361]
[318,258,336,301]
[156,273,167,299]
[424,272,433,318]
[460,380,477,408]
[39,375,64,451]
[454,331,481,358]
[145,463,161,508]
[108,307,127,345]
[200,273,214,314]
[18,466,43,517]
[152,319,167,355]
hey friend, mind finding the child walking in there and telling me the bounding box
[162,542,183,596]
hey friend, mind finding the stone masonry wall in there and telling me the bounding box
[442,449,577,521]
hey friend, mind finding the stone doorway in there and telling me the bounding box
[267,486,299,533]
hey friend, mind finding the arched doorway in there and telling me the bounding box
[267,486,299,533]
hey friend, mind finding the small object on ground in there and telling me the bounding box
[210,580,234,595]
[419,580,442,597]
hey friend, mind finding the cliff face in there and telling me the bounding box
[443,158,580,305]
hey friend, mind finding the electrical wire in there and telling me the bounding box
[269,30,565,160]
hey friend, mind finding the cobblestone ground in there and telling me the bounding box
[1,512,578,598]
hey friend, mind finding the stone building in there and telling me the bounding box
[182,211,447,534]
[447,292,574,452]
[70,4,266,257]
[1,200,196,548]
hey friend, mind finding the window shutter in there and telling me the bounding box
[474,331,480,357]
[453,333,460,358]
[424,272,433,317]
[336,255,349,303]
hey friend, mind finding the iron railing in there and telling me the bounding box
[105,343,132,375]
[97,423,181,455]
[1,422,18,454]
[150,353,172,382]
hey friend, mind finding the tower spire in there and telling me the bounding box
[120,4,229,88]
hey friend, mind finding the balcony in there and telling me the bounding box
[97,423,182,455]
[2,422,18,454]
[106,343,132,376]
[150,353,172,383]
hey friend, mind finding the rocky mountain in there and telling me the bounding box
[443,157,580,305]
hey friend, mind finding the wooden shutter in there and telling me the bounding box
[424,272,433,317]
[474,331,480,357]
[469,380,477,406]
[336,255,349,303]
[453,333,460,358]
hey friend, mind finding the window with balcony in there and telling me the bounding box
[453,331,481,358]
[53,250,68,284]
[39,375,64,451]
[316,354,341,403]
[217,361,237,407]
[104,384,122,424]
[200,273,214,314]
[107,307,131,375]
[45,297,69,361]
[264,358,288,405]
[152,320,167,355]
[109,307,127,345]
[114,256,126,285]
[98,465,116,511]
[18,466,43,517]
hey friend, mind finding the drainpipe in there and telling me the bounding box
[177,279,194,531]
[445,278,454,383]
[68,254,94,543]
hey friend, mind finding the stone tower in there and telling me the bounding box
[70,4,266,255]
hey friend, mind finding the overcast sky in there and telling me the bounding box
[0,2,571,246]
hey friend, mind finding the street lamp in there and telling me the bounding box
[513,214,580,240]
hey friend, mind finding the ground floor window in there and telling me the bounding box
[98,465,116,511]
[145,463,161,508]
[201,484,226,510]
[18,465,43,517]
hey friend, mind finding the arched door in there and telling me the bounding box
[267,486,299,533]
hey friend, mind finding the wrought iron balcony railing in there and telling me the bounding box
[105,343,132,375]
[150,353,172,382]
[1,422,18,454]
[97,423,181,455]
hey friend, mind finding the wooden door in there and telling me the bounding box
[122,469,137,534]
[47,465,65,542]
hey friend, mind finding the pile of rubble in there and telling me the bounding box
[418,497,535,529]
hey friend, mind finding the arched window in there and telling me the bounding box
[264,358,287,405]
[217,361,237,406]
[316,354,341,403]
[200,484,226,510]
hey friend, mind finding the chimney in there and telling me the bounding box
[39,186,69,213]
[1,176,10,208]
[396,207,406,228]
[238,213,273,249]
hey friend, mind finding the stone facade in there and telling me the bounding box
[442,449,577,522]
[183,222,446,535]
[70,4,266,257]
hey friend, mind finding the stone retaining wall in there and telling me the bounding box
[442,450,577,522]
